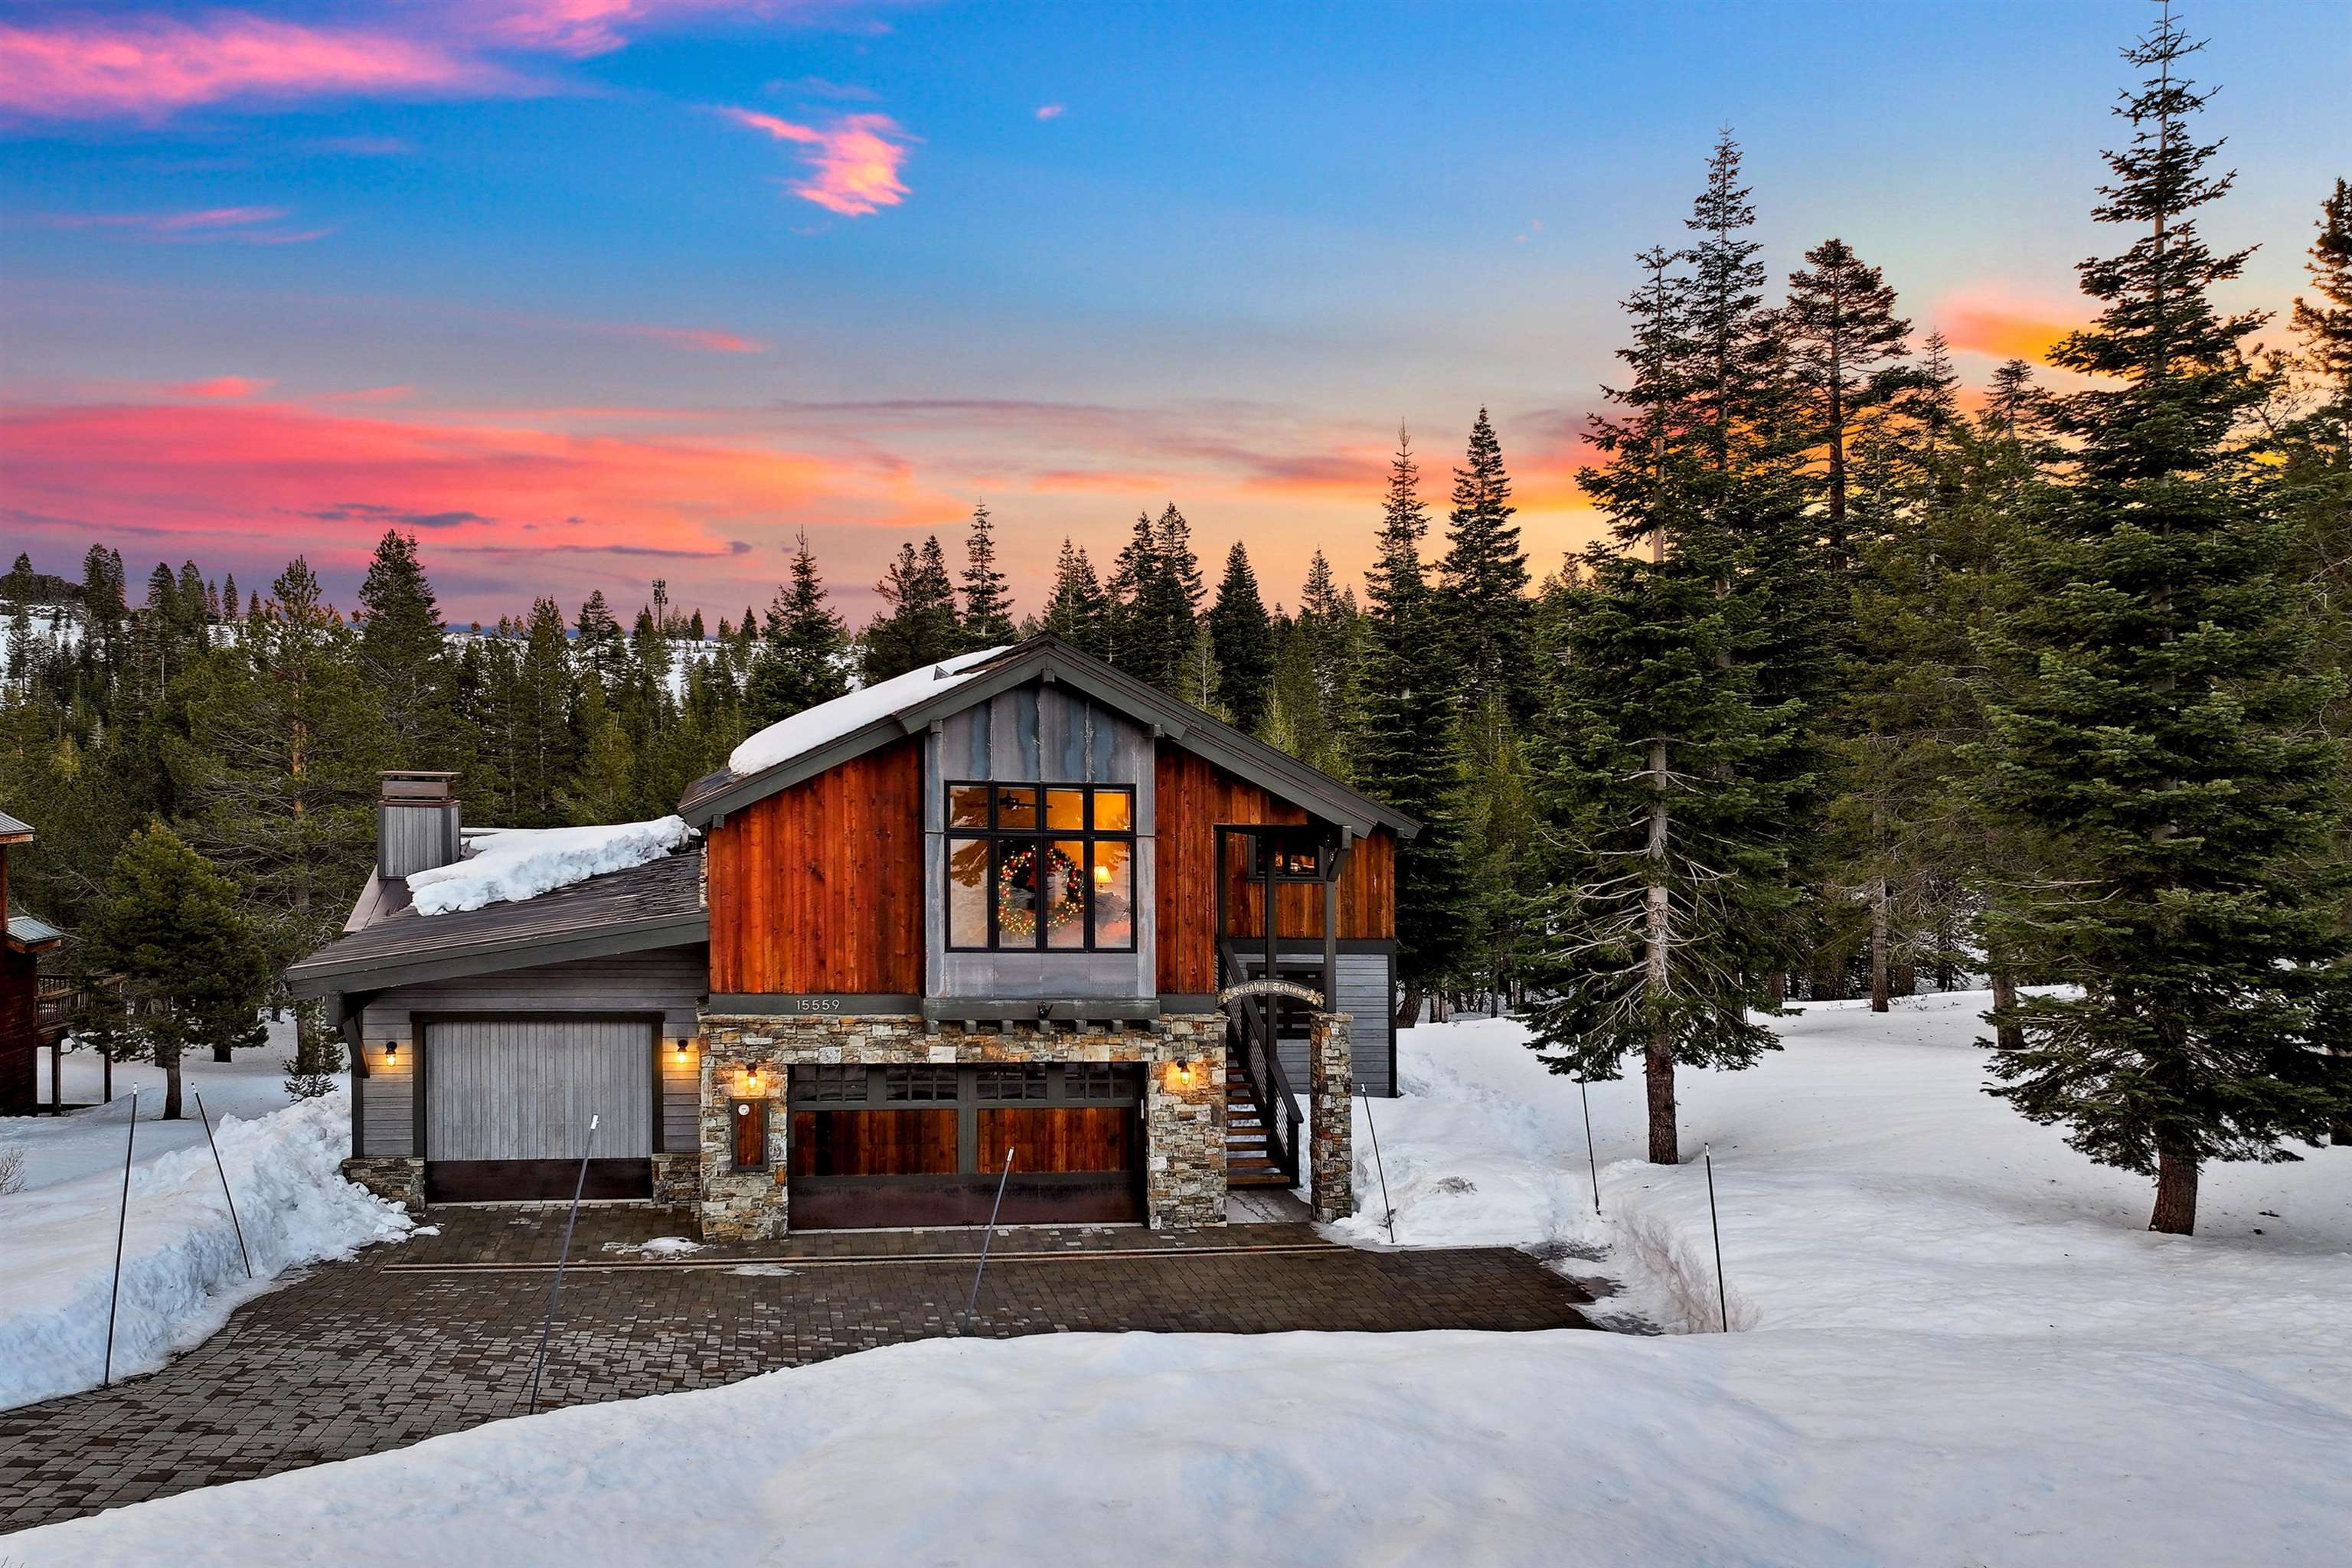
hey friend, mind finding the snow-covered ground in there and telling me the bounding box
[0,1086,413,1412]
[0,1016,319,1191]
[8,994,2347,1563]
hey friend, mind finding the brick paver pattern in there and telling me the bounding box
[0,1207,1592,1530]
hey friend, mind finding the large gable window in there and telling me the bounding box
[946,782,1135,952]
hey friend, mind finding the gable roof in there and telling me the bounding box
[285,849,706,998]
[0,809,31,844]
[678,635,1420,839]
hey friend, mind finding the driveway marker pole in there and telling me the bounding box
[1703,1142,1729,1333]
[103,1089,138,1387]
[528,1112,598,1413]
[1579,1079,1601,1214]
[957,1147,1014,1337]
[192,1089,253,1279]
[1357,1079,1396,1244]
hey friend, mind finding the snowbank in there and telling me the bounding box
[407,817,691,916]
[11,1326,2347,1566]
[0,1089,413,1412]
[727,646,1004,777]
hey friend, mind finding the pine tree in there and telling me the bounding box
[1520,173,1805,1163]
[1976,5,2350,1235]
[356,530,460,769]
[744,532,851,730]
[863,537,962,681]
[957,502,1017,649]
[1102,512,1162,681]
[1357,430,1473,1020]
[173,557,386,982]
[1782,237,1917,561]
[509,598,578,825]
[1436,409,1531,718]
[575,590,626,693]
[80,824,269,1119]
[1205,541,1275,730]
[1040,538,1111,658]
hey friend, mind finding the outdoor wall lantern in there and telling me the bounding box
[383,1040,399,1064]
[674,1037,691,1065]
[743,1063,762,1094]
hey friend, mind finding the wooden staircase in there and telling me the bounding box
[1224,1059,1292,1189]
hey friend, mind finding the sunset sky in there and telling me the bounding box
[4,0,2347,626]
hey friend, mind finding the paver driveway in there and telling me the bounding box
[0,1207,1593,1530]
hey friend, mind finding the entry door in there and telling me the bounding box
[424,1017,653,1201]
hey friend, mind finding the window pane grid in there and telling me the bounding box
[945,782,1136,953]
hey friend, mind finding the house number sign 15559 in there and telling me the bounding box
[789,998,843,1014]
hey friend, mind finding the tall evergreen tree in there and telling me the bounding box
[1435,409,1531,718]
[1205,541,1275,730]
[355,530,460,769]
[744,532,851,730]
[1357,430,1472,1019]
[508,598,579,825]
[1040,538,1111,658]
[957,502,1018,649]
[1520,169,1805,1162]
[1976,5,2350,1235]
[574,590,626,692]
[863,536,962,681]
[173,557,385,981]
[1782,237,1917,560]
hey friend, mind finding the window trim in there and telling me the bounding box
[945,781,1138,954]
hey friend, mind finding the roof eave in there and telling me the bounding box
[285,910,710,999]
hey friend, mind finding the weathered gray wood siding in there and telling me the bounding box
[659,1038,698,1152]
[352,943,705,1157]
[425,1017,653,1161]
[923,682,1157,1000]
[1256,949,1395,1099]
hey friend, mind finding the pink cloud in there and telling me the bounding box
[1936,286,2084,364]
[597,323,768,354]
[721,107,913,216]
[29,206,332,245]
[0,400,957,569]
[0,15,508,122]
[168,376,275,400]
[1034,103,1065,120]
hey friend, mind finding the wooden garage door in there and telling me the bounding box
[425,1017,653,1202]
[786,1063,1142,1228]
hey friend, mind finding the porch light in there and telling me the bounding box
[383,1041,398,1064]
[744,1063,762,1094]
[675,1038,691,1064]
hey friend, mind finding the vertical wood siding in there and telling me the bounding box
[354,945,705,1157]
[707,740,924,994]
[425,1017,653,1161]
[1,946,39,1116]
[1154,746,1399,993]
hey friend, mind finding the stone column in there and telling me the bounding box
[1308,1011,1354,1222]
[695,1020,789,1242]
[1144,1024,1227,1230]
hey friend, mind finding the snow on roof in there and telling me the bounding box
[406,817,693,917]
[727,647,1007,778]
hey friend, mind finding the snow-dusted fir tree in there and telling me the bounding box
[1521,220,1798,1164]
[1976,4,2350,1234]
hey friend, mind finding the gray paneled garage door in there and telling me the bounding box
[425,1017,653,1201]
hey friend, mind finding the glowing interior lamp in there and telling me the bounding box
[1093,864,1112,884]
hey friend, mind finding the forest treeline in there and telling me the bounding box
[4,8,2347,1229]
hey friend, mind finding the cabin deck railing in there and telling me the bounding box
[34,976,82,1042]
[1217,937,1302,1184]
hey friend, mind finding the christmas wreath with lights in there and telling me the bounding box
[998,844,1086,940]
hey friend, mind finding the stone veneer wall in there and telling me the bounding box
[695,1012,1227,1240]
[1306,1011,1354,1222]
[341,1156,425,1213]
[650,1152,702,1208]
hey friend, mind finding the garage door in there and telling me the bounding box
[786,1063,1143,1229]
[424,1018,654,1202]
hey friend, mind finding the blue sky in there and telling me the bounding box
[3,0,2346,622]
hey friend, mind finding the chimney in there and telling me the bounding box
[378,771,462,880]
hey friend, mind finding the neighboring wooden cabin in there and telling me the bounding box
[2,810,67,1117]
[292,637,1416,1233]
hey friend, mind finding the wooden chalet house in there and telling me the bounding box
[289,635,1416,1236]
[2,809,70,1116]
